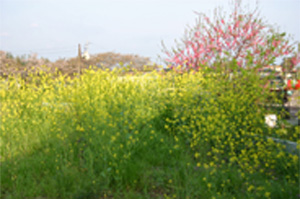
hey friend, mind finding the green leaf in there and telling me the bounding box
[280,32,286,37]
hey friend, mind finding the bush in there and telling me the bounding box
[0,67,298,198]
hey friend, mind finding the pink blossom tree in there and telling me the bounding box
[162,0,300,71]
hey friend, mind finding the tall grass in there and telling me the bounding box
[0,66,298,198]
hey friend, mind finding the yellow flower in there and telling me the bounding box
[247,185,254,192]
[111,136,116,142]
[207,183,212,189]
[256,186,264,191]
[76,125,84,132]
[264,192,271,198]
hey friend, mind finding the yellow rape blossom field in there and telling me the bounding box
[0,66,299,198]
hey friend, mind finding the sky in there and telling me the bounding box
[0,0,299,64]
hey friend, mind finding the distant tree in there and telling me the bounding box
[15,55,28,67]
[281,57,294,74]
[6,52,14,59]
[162,0,300,71]
[281,44,300,74]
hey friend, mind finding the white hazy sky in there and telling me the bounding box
[0,0,299,64]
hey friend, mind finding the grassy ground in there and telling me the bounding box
[0,68,299,198]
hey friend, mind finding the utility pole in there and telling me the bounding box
[78,44,82,76]
[83,42,90,60]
